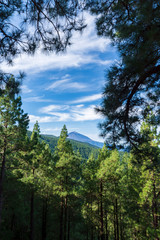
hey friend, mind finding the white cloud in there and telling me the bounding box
[21,85,32,94]
[40,104,69,113]
[36,104,103,122]
[29,115,57,123]
[49,112,71,121]
[1,13,111,74]
[70,93,102,104]
[23,96,52,102]
[70,105,102,121]
[40,127,62,136]
[46,75,88,92]
[46,79,70,90]
[40,126,80,137]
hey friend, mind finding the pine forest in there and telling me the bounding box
[0,82,159,239]
[0,1,160,240]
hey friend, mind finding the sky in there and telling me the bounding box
[3,13,118,142]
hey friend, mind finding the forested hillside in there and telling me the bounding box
[28,131,99,159]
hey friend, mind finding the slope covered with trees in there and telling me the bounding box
[28,131,99,159]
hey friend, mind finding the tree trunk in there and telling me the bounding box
[86,203,89,240]
[105,210,108,240]
[120,210,123,240]
[90,195,94,240]
[115,198,119,240]
[98,201,100,240]
[114,203,116,240]
[11,212,15,231]
[0,140,7,227]
[91,225,94,240]
[60,197,64,240]
[42,197,48,240]
[152,180,159,240]
[64,196,67,240]
[100,180,105,240]
[67,207,70,240]
[86,225,89,240]
[30,169,35,240]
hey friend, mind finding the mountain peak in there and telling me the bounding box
[68,131,103,148]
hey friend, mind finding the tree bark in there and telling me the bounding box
[100,180,105,240]
[0,139,7,227]
[11,212,15,231]
[152,180,159,240]
[67,207,70,240]
[90,195,94,240]
[59,197,64,240]
[115,198,119,240]
[30,169,35,240]
[114,203,116,240]
[41,197,48,240]
[105,210,108,240]
[64,196,67,240]
[98,201,100,240]
[120,210,123,240]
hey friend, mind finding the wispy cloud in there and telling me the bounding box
[40,127,62,135]
[46,75,88,92]
[21,85,32,94]
[46,79,70,90]
[71,105,102,121]
[37,104,102,122]
[2,13,112,74]
[23,96,52,102]
[70,93,102,104]
[29,115,56,123]
[40,104,69,113]
[39,127,80,137]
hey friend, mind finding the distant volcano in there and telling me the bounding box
[68,131,103,148]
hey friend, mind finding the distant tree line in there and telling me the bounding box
[39,134,99,160]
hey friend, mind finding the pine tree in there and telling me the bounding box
[86,1,160,146]
[97,149,123,240]
[0,78,29,227]
[54,125,82,240]
[0,0,85,65]
[81,153,100,239]
[132,114,160,239]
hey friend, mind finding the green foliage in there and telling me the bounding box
[0,78,29,236]
[36,131,99,159]
[86,0,160,146]
[131,115,160,239]
[0,0,85,65]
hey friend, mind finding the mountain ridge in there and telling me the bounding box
[68,131,104,148]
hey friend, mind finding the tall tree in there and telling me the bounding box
[97,149,123,240]
[132,114,160,240]
[0,78,29,227]
[86,0,160,146]
[54,125,82,240]
[29,121,41,240]
[81,153,99,239]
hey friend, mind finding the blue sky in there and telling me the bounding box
[3,13,117,142]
